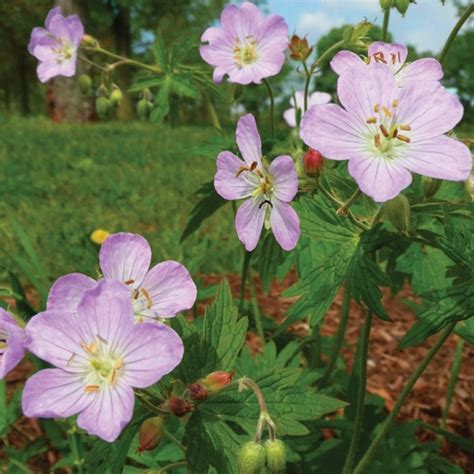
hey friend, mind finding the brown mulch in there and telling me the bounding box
[200,273,474,472]
[1,274,473,472]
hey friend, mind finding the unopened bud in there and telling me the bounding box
[78,74,92,95]
[395,0,410,15]
[110,88,123,106]
[422,177,442,200]
[137,99,152,120]
[166,396,193,417]
[96,97,111,119]
[201,371,234,393]
[137,416,165,454]
[238,441,266,474]
[303,148,324,178]
[264,439,286,473]
[188,383,208,401]
[379,0,393,9]
[81,34,98,48]
[288,35,313,62]
[90,229,110,245]
[383,194,410,234]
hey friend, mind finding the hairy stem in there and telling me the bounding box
[158,461,188,473]
[239,250,253,314]
[353,322,456,474]
[303,61,311,113]
[337,188,362,216]
[95,47,163,74]
[318,286,351,387]
[341,311,373,474]
[263,78,275,138]
[438,4,473,64]
[203,93,222,132]
[310,40,345,73]
[67,428,84,474]
[249,273,265,344]
[382,7,391,42]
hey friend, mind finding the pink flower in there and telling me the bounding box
[28,7,84,83]
[300,64,472,203]
[214,114,300,251]
[22,279,184,442]
[47,233,197,323]
[0,309,25,379]
[283,90,332,128]
[331,42,443,87]
[200,2,288,85]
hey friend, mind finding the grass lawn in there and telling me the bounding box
[0,117,240,290]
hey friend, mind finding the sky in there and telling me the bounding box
[266,0,468,54]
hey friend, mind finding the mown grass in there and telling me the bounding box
[0,117,240,288]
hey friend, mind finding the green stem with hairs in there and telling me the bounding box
[337,188,362,216]
[239,250,253,314]
[353,322,456,474]
[249,273,265,344]
[67,428,84,474]
[382,7,391,42]
[95,47,163,74]
[158,461,188,473]
[310,40,345,73]
[303,61,311,113]
[341,311,373,474]
[263,78,275,138]
[438,4,473,64]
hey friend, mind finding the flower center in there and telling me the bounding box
[234,36,258,66]
[51,37,74,64]
[0,329,8,364]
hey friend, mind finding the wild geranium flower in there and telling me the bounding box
[331,42,443,87]
[200,2,288,85]
[214,114,300,251]
[0,309,26,379]
[47,232,197,322]
[22,279,184,442]
[28,6,84,83]
[300,64,472,202]
[283,91,331,128]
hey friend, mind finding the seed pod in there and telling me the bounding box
[288,35,313,62]
[96,97,111,120]
[188,383,208,401]
[379,0,393,9]
[137,99,152,120]
[303,148,324,178]
[422,177,442,200]
[383,194,410,234]
[78,74,92,95]
[166,396,193,417]
[137,416,165,454]
[395,0,410,15]
[264,439,286,473]
[110,88,123,106]
[238,441,266,474]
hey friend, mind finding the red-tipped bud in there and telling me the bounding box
[137,416,165,454]
[288,35,313,62]
[166,396,193,417]
[201,371,234,393]
[303,149,324,178]
[188,383,209,401]
[81,34,98,48]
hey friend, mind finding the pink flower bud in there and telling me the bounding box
[137,416,165,454]
[201,371,234,393]
[303,149,324,178]
[166,396,193,417]
[188,383,209,401]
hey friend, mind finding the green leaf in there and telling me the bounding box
[180,182,227,242]
[171,75,199,99]
[150,76,171,124]
[170,36,196,67]
[400,279,474,348]
[455,317,474,345]
[152,31,168,71]
[128,76,162,93]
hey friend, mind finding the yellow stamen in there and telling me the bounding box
[366,117,377,124]
[109,370,117,386]
[374,104,380,113]
[392,99,399,108]
[85,384,100,393]
[141,288,153,309]
[392,128,399,139]
[397,135,411,143]
[379,124,390,138]
[114,358,123,370]
[374,134,381,148]
[382,106,393,118]
[399,124,411,131]
[373,52,387,64]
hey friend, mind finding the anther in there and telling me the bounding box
[141,288,153,309]
[392,99,399,108]
[85,384,100,393]
[382,106,393,118]
[259,199,273,209]
[397,135,411,143]
[366,117,377,124]
[124,279,135,285]
[399,124,411,131]
[109,370,117,386]
[391,53,397,64]
[236,166,250,178]
[133,289,140,300]
[392,128,399,139]
[373,52,387,64]
[379,125,390,138]
[374,104,380,113]
[374,134,381,148]
[114,358,123,370]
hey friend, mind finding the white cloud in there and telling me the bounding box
[297,11,345,38]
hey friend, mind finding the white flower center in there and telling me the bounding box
[49,36,75,64]
[123,279,154,323]
[234,36,259,66]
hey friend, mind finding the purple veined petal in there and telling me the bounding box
[398,136,472,182]
[250,51,286,82]
[45,6,62,30]
[28,27,50,56]
[76,279,135,350]
[37,61,63,83]
[22,368,91,418]
[300,103,366,161]
[99,233,152,288]
[396,58,444,87]
[269,199,300,251]
[283,107,297,128]
[135,261,197,319]
[47,273,97,316]
[254,12,288,50]
[330,50,364,75]
[269,155,298,202]
[235,195,266,251]
[77,382,134,442]
[25,310,86,369]
[348,154,413,203]
[214,151,258,200]
[122,322,184,388]
[231,2,261,40]
[396,81,464,141]
[337,63,399,127]
[47,12,74,44]
[368,42,408,73]
[65,15,84,47]
[236,114,263,168]
[309,92,332,106]
[0,311,26,379]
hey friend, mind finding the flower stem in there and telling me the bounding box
[249,273,265,345]
[239,250,253,314]
[438,4,473,64]
[303,61,311,113]
[164,431,186,452]
[95,47,163,74]
[341,310,373,474]
[203,93,222,132]
[370,205,384,229]
[317,286,351,388]
[382,7,391,42]
[352,322,456,474]
[136,391,169,416]
[158,461,188,473]
[310,40,345,73]
[67,427,84,474]
[336,188,362,216]
[263,78,275,138]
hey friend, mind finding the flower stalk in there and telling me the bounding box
[263,79,275,138]
[382,7,391,42]
[337,188,362,216]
